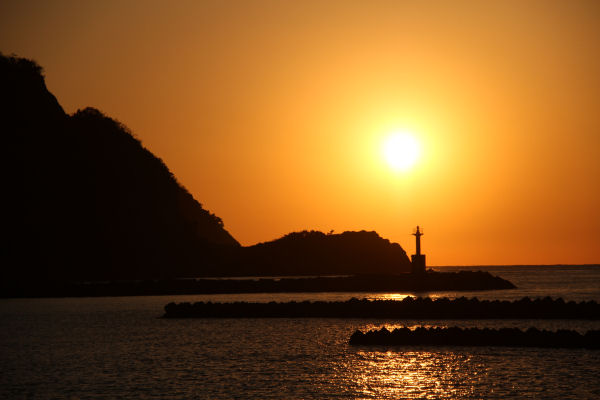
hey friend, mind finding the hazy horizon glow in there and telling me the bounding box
[1,0,599,265]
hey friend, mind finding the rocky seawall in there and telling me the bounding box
[155,271,514,294]
[7,271,516,298]
[349,326,600,349]
[163,296,600,319]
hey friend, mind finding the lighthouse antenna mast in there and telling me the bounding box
[410,226,426,274]
[412,226,423,256]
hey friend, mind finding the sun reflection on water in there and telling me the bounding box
[351,350,489,399]
[365,293,451,301]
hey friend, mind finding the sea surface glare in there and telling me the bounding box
[1,265,599,399]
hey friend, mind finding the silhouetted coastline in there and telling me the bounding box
[1,53,417,289]
[0,53,562,302]
[162,296,600,319]
[3,270,514,298]
[349,327,600,349]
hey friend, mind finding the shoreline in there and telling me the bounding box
[1,271,514,298]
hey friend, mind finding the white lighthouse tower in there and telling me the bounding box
[411,226,426,274]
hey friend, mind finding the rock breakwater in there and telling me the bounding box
[349,326,600,349]
[163,296,600,319]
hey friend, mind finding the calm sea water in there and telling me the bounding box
[1,265,600,399]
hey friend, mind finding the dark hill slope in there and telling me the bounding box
[1,53,238,285]
[238,230,412,276]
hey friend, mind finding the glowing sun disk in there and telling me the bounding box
[382,132,421,171]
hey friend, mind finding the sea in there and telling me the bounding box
[1,265,599,399]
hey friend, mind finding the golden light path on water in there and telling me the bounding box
[365,293,455,301]
[349,350,489,399]
[341,314,503,398]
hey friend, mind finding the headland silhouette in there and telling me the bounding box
[1,53,514,297]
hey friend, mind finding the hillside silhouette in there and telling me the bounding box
[2,53,239,286]
[2,53,418,294]
[238,230,412,275]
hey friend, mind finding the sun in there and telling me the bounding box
[382,132,421,171]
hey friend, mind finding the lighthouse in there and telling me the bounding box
[411,226,426,274]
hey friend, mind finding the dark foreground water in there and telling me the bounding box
[1,265,600,399]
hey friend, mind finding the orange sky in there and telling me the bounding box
[2,0,599,265]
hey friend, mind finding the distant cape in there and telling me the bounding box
[237,230,412,276]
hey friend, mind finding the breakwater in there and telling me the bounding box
[183,271,516,292]
[163,296,600,319]
[349,326,600,349]
[7,271,515,298]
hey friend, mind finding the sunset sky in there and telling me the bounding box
[2,0,599,265]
